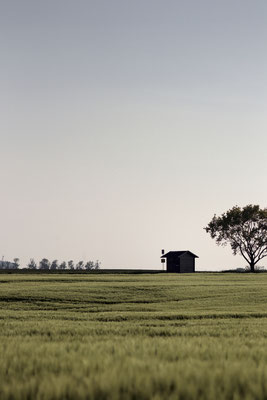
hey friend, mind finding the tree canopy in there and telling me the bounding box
[205,205,267,272]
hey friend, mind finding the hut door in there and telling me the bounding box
[175,258,180,273]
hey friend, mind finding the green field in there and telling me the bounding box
[1,273,267,400]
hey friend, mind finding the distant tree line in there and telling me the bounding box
[0,258,100,270]
[0,258,20,269]
[27,258,100,270]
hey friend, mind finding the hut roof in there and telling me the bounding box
[161,251,199,258]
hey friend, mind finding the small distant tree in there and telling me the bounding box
[94,260,100,270]
[13,258,19,269]
[28,258,37,269]
[59,261,67,270]
[84,261,94,270]
[68,260,74,270]
[50,260,59,270]
[76,261,84,270]
[39,258,50,270]
[205,205,267,272]
[84,260,100,270]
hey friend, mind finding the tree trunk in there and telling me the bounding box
[250,262,255,272]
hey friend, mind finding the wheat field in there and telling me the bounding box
[1,272,267,399]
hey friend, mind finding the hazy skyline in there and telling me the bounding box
[1,0,267,270]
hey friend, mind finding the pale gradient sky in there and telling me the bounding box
[1,0,267,270]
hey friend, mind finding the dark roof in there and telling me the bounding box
[161,251,199,258]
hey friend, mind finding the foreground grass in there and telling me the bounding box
[1,273,267,399]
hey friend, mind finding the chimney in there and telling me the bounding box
[161,249,165,255]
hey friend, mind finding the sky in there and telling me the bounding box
[1,0,267,270]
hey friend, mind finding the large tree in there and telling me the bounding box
[205,205,267,272]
